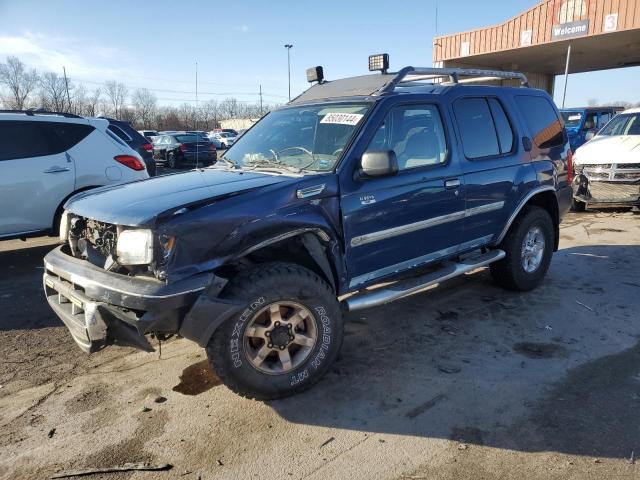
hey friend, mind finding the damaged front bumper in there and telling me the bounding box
[43,245,236,353]
[573,164,640,207]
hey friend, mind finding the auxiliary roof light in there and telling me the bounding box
[368,53,390,73]
[306,66,324,84]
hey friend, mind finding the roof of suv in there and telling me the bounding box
[290,67,531,105]
[0,110,109,129]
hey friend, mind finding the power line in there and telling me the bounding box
[73,78,288,99]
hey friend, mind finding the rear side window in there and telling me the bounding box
[0,120,93,161]
[108,124,133,142]
[488,98,514,154]
[515,95,564,149]
[453,98,501,159]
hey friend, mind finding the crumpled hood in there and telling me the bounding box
[574,135,640,165]
[65,168,293,226]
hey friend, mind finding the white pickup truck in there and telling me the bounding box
[572,107,640,211]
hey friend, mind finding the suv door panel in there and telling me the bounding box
[453,95,535,245]
[340,100,465,289]
[0,121,76,235]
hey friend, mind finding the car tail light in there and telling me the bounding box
[179,144,187,152]
[115,155,146,171]
[209,143,216,152]
[566,149,574,183]
[142,143,153,151]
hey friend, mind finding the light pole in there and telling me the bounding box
[284,44,293,101]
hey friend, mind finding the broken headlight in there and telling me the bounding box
[116,229,154,265]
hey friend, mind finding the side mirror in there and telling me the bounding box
[585,131,596,142]
[360,150,398,178]
[522,136,533,152]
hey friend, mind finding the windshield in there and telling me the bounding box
[560,111,583,128]
[175,134,209,143]
[219,132,234,138]
[598,113,640,136]
[222,103,370,172]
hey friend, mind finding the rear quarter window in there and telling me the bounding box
[0,120,94,161]
[515,95,564,149]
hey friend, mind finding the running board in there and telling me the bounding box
[345,250,506,312]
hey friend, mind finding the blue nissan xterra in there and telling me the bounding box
[44,55,573,400]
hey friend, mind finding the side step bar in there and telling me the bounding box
[346,249,506,312]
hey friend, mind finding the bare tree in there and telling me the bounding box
[219,97,239,120]
[39,71,70,112]
[104,80,128,118]
[0,56,39,109]
[132,88,157,128]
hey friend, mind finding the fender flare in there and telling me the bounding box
[179,228,339,347]
[493,186,557,246]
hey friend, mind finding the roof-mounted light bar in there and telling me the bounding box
[368,54,389,74]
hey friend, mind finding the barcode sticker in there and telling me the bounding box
[320,113,364,126]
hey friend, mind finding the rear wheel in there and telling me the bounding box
[206,263,343,400]
[167,152,178,169]
[490,206,554,292]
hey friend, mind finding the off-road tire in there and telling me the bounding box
[571,197,586,212]
[490,206,554,292]
[206,262,343,400]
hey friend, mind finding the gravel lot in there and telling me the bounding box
[1,210,639,480]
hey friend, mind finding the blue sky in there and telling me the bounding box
[0,0,637,108]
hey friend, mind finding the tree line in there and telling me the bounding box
[0,56,278,130]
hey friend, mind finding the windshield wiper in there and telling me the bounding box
[218,156,240,168]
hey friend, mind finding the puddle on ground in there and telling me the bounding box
[172,360,221,395]
[513,342,567,359]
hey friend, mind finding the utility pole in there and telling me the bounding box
[562,44,571,108]
[62,66,72,113]
[284,44,293,101]
[259,84,263,115]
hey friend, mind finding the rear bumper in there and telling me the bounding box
[43,246,215,352]
[182,152,216,163]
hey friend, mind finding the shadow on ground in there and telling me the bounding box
[0,244,61,331]
[268,244,640,460]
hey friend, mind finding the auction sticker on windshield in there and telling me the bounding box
[321,113,364,125]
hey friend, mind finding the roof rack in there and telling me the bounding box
[0,109,82,118]
[377,67,529,94]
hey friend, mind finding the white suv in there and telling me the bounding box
[0,111,149,240]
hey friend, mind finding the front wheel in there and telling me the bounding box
[571,197,586,212]
[206,263,343,400]
[490,206,554,292]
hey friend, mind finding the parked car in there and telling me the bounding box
[560,106,623,151]
[44,60,572,401]
[0,110,148,240]
[102,118,157,176]
[138,130,159,141]
[209,131,237,148]
[152,133,216,168]
[571,107,640,211]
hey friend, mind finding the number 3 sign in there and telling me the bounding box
[604,13,618,32]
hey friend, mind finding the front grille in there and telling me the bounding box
[582,163,640,183]
[588,182,640,202]
[68,215,119,269]
[582,164,612,169]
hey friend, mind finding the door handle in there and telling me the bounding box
[444,178,460,189]
[44,166,70,173]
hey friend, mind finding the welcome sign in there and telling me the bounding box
[552,19,590,40]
